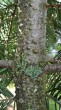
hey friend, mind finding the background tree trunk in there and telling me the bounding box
[15,0,47,110]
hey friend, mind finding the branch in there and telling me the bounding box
[45,3,61,8]
[44,63,61,73]
[7,2,18,38]
[0,60,14,69]
[0,60,61,74]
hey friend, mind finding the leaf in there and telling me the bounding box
[0,68,7,74]
[0,85,14,98]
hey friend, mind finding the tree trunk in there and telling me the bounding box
[15,0,47,110]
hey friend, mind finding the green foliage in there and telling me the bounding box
[49,99,59,110]
[46,0,61,105]
[0,0,17,109]
[47,0,61,51]
[46,73,61,104]
[16,53,42,78]
[0,68,14,110]
[25,65,42,78]
[0,0,17,60]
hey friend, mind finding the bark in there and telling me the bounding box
[45,64,61,73]
[15,0,47,110]
[15,74,47,110]
[18,0,47,64]
[46,3,61,8]
[0,60,61,74]
[0,60,13,69]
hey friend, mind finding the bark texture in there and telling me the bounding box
[15,74,47,110]
[18,0,47,64]
[16,0,47,110]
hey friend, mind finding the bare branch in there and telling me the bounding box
[0,60,61,75]
[44,63,61,73]
[0,60,14,69]
[44,55,61,73]
[45,3,61,8]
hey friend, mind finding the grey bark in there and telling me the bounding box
[0,60,13,69]
[16,0,47,110]
[18,0,47,64]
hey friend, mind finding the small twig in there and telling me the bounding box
[7,3,18,39]
[45,3,61,8]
